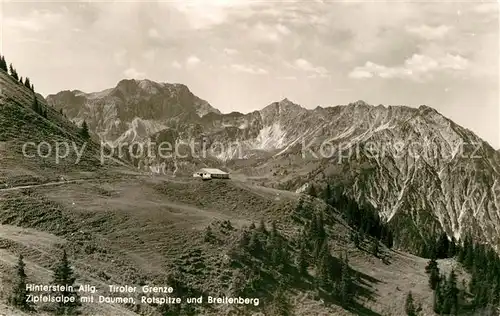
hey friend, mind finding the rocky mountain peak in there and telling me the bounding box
[350,100,370,107]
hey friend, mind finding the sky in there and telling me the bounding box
[1,0,499,148]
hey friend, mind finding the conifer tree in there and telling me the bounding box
[429,265,440,290]
[405,291,418,316]
[436,232,449,259]
[204,225,214,242]
[433,279,444,314]
[297,244,308,275]
[9,63,18,80]
[32,95,40,114]
[351,230,360,248]
[80,120,90,139]
[0,56,7,72]
[267,286,292,316]
[248,231,262,256]
[24,77,31,89]
[441,269,459,315]
[307,183,317,197]
[52,250,81,315]
[371,240,379,257]
[316,246,332,289]
[239,230,251,248]
[425,258,438,274]
[10,254,34,312]
[339,253,353,305]
[258,218,267,234]
[270,220,278,240]
[321,183,332,203]
[315,212,326,242]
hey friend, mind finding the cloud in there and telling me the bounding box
[4,9,63,32]
[223,48,239,55]
[249,22,284,43]
[148,28,161,39]
[15,38,51,44]
[113,49,128,66]
[186,55,201,67]
[473,3,498,14]
[171,61,183,69]
[290,58,329,76]
[276,24,291,35]
[349,53,469,80]
[279,76,298,80]
[230,64,268,75]
[406,24,451,40]
[170,0,256,30]
[142,49,156,62]
[123,67,146,79]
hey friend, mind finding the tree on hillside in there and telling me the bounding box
[52,250,81,315]
[440,269,459,315]
[270,220,278,240]
[307,183,317,197]
[405,291,418,316]
[316,244,333,289]
[339,253,353,305]
[297,243,309,275]
[80,120,90,139]
[425,258,438,274]
[428,261,440,290]
[436,232,450,259]
[24,77,31,89]
[321,183,332,203]
[9,254,34,312]
[32,95,40,114]
[371,240,379,257]
[350,230,360,248]
[258,218,267,234]
[0,55,7,72]
[8,63,18,80]
[204,225,215,242]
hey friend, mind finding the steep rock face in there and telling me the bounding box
[46,79,220,145]
[277,103,500,252]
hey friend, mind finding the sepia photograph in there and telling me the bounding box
[0,0,499,315]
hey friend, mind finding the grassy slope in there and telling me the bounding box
[0,69,129,185]
[0,175,467,316]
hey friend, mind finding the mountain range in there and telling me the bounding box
[47,78,500,254]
